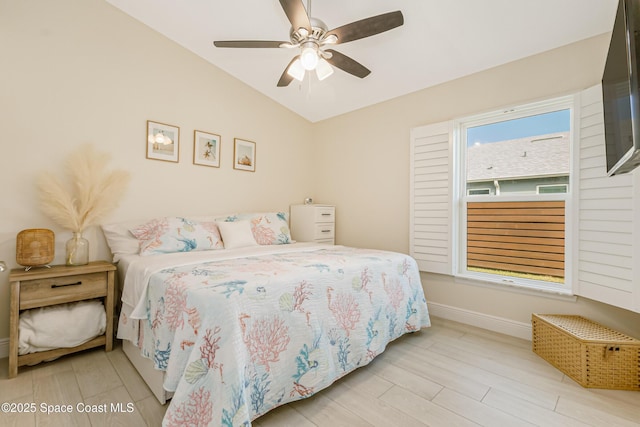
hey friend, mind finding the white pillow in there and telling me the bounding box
[217,220,258,249]
[101,220,146,262]
[19,300,106,355]
[215,212,292,245]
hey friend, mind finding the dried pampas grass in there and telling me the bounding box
[37,145,131,233]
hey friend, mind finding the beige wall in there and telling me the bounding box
[0,0,314,339]
[312,34,640,338]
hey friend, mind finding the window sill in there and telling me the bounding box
[454,273,577,302]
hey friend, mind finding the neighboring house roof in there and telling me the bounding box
[467,131,569,182]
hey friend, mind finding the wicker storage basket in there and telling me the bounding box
[532,314,640,390]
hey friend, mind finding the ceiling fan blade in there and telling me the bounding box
[277,56,299,87]
[279,0,311,32]
[324,49,370,78]
[214,40,288,48]
[326,11,404,44]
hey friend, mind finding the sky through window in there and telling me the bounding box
[467,109,570,146]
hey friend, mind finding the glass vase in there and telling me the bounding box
[65,232,89,266]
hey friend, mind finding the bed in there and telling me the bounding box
[102,213,430,426]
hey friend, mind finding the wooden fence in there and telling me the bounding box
[467,201,565,278]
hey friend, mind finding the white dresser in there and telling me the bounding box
[289,204,335,244]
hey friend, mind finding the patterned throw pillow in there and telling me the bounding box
[130,217,223,255]
[217,212,292,245]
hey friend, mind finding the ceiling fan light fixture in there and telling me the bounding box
[286,58,305,81]
[300,46,319,70]
[323,34,338,44]
[315,57,333,81]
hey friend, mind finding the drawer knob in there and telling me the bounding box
[51,281,83,288]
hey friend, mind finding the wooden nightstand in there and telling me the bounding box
[8,261,116,378]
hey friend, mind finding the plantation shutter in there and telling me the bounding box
[575,84,639,313]
[410,121,453,275]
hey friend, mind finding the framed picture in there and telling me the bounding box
[147,120,179,162]
[193,130,221,168]
[233,138,256,172]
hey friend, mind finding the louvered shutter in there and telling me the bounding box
[410,121,453,275]
[576,84,638,312]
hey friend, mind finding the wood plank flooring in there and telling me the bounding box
[0,317,638,426]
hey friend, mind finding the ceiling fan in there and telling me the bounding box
[213,0,404,87]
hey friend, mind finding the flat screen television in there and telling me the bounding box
[602,0,640,175]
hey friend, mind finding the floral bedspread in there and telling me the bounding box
[125,245,430,426]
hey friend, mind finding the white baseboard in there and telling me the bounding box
[427,302,532,341]
[0,338,8,359]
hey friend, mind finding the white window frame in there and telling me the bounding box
[453,95,576,294]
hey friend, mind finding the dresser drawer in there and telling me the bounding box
[315,206,335,222]
[315,223,335,240]
[20,272,107,310]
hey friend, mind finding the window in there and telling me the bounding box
[411,85,636,310]
[455,96,573,292]
[467,188,491,196]
[537,184,568,194]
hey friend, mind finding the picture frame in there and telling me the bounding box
[193,130,221,168]
[147,120,179,162]
[233,138,256,172]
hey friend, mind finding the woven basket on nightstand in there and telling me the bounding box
[532,314,640,391]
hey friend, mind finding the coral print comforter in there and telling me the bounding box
[118,243,430,426]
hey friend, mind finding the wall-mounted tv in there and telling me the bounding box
[602,0,640,175]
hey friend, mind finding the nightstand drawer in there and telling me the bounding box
[315,206,335,222]
[315,223,335,239]
[20,272,107,310]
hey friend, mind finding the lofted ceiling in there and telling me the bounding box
[105,0,618,123]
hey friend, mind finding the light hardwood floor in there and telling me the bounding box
[1,317,638,426]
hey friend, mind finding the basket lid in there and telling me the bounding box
[535,314,640,343]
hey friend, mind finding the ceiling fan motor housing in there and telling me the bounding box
[290,17,328,44]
